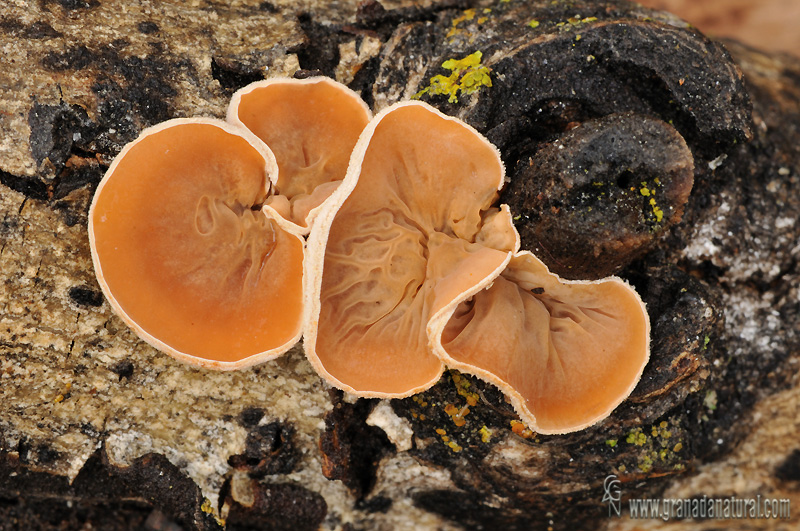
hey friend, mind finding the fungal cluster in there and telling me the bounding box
[89,77,650,434]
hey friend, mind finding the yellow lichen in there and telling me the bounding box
[414,51,492,103]
[479,425,492,443]
[652,204,664,222]
[638,180,665,224]
[452,371,481,405]
[201,499,214,514]
[200,498,225,526]
[510,420,534,438]
[528,19,540,29]
[626,429,647,446]
[446,9,476,39]
[556,15,600,32]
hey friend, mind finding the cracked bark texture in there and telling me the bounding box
[1,1,798,530]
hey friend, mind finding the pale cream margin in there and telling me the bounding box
[88,117,304,370]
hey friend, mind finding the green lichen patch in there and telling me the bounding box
[414,51,492,104]
[620,418,686,473]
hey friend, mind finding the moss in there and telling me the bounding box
[414,51,492,103]
[605,439,617,448]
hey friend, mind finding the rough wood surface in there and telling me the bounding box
[1,1,798,530]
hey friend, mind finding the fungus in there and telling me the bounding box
[227,77,372,232]
[305,101,512,396]
[429,252,650,434]
[90,77,371,369]
[89,73,650,432]
[306,100,650,433]
[89,118,304,368]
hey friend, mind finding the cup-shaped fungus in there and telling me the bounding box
[307,100,650,432]
[89,118,305,368]
[228,77,372,232]
[429,252,650,434]
[305,102,514,396]
[90,77,372,369]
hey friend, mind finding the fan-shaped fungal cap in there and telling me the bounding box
[304,101,513,396]
[227,77,372,232]
[305,99,650,433]
[429,251,650,434]
[89,118,305,369]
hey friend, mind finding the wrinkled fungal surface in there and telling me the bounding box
[89,118,305,368]
[307,101,650,433]
[90,77,371,369]
[435,253,650,434]
[228,77,372,231]
[306,102,510,396]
